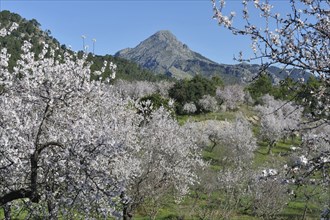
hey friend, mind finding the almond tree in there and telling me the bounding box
[121,107,204,219]
[0,35,141,218]
[114,80,173,100]
[114,80,157,100]
[188,117,257,166]
[189,118,258,219]
[250,178,289,219]
[220,116,258,166]
[198,95,218,112]
[287,123,330,215]
[1,26,204,219]
[183,102,197,114]
[212,0,329,120]
[211,0,330,209]
[212,0,329,74]
[255,94,303,154]
[216,85,245,110]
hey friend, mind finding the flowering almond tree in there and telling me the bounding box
[188,117,257,166]
[212,1,329,212]
[216,85,245,110]
[255,94,303,153]
[198,95,219,113]
[219,116,257,166]
[212,0,329,121]
[183,102,197,114]
[0,39,143,218]
[1,23,204,218]
[212,0,329,74]
[121,107,204,219]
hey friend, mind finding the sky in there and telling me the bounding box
[0,0,289,65]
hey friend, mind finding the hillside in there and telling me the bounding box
[0,10,169,82]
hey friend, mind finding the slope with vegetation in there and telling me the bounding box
[0,10,169,82]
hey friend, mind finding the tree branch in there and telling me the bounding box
[0,189,36,206]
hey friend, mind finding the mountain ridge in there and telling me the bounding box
[116,30,310,83]
[0,10,309,84]
[116,30,224,80]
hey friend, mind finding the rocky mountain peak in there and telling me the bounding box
[142,30,187,51]
[152,30,177,42]
[115,30,215,79]
[115,30,305,82]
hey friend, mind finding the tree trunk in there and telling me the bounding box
[47,199,58,220]
[210,140,217,151]
[0,189,33,206]
[30,153,39,203]
[267,146,271,154]
[4,203,11,220]
[267,140,276,154]
[121,192,132,220]
[123,204,132,220]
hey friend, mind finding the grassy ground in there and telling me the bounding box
[177,104,256,124]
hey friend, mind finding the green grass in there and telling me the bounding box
[177,104,258,125]
[253,137,302,168]
[177,111,238,125]
[282,200,320,220]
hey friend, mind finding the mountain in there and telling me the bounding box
[116,31,214,78]
[116,30,310,83]
[1,10,308,84]
[115,30,254,83]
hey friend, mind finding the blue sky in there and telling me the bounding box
[0,0,289,64]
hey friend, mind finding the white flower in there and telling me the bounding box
[298,155,308,166]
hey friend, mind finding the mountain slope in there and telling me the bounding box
[116,30,214,79]
[0,10,168,82]
[116,30,310,83]
[115,30,255,83]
